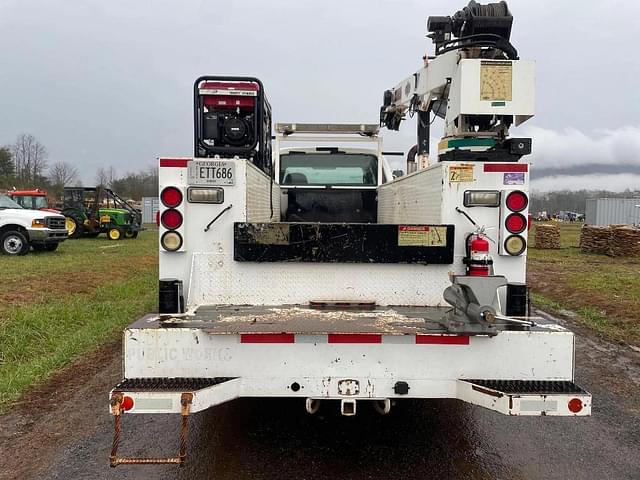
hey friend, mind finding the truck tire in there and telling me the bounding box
[108,227,124,241]
[125,230,139,239]
[1,230,30,256]
[65,215,84,239]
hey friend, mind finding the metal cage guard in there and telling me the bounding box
[193,75,273,175]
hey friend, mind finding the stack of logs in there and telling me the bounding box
[580,225,640,256]
[579,225,611,254]
[609,226,640,257]
[534,223,561,249]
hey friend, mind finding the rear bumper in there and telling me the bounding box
[114,316,591,417]
[28,228,68,244]
[110,377,590,417]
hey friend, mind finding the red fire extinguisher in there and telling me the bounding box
[467,233,492,276]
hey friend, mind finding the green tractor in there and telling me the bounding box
[63,187,142,240]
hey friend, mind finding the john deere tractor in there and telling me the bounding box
[63,187,142,240]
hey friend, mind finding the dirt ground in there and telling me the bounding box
[1,310,639,480]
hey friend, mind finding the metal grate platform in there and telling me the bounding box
[113,377,235,391]
[464,379,587,395]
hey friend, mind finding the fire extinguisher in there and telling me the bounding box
[465,232,492,276]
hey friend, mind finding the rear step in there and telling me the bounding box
[457,379,591,416]
[109,377,241,467]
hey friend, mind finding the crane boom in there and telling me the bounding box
[380,1,534,165]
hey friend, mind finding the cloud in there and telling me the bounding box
[531,173,640,193]
[522,125,640,170]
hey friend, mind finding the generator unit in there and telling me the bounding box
[194,76,273,175]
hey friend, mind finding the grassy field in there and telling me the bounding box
[0,231,158,411]
[528,223,640,347]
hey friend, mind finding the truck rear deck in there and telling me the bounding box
[120,305,588,413]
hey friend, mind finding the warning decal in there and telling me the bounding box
[398,226,447,247]
[480,60,513,101]
[449,165,474,183]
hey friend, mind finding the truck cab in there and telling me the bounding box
[275,123,392,223]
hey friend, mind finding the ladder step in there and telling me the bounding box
[114,377,234,391]
[463,379,587,395]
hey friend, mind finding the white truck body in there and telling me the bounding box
[0,196,67,255]
[113,149,589,419]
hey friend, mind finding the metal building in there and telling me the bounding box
[141,196,159,224]
[585,198,640,226]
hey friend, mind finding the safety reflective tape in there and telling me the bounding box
[328,334,382,344]
[415,335,470,345]
[483,163,528,173]
[237,334,470,344]
[240,333,295,343]
[160,158,190,168]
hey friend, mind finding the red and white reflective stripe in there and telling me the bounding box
[483,163,528,173]
[160,158,191,168]
[238,333,469,345]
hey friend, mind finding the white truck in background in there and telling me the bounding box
[0,194,67,255]
[108,1,591,467]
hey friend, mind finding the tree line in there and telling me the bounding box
[0,133,158,201]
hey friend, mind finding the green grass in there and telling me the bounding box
[0,231,158,411]
[527,222,640,345]
[1,230,157,280]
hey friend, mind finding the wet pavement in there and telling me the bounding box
[2,327,639,480]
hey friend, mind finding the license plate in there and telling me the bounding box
[188,160,235,185]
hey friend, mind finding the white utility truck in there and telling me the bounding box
[109,1,591,467]
[0,194,67,255]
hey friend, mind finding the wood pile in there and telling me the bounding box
[609,226,640,257]
[579,225,611,254]
[534,223,561,249]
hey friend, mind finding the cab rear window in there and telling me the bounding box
[280,153,377,186]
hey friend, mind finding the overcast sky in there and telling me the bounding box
[1,0,639,191]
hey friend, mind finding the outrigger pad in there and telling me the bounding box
[234,223,455,264]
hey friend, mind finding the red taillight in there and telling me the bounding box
[161,187,183,208]
[505,190,528,212]
[121,395,134,411]
[568,398,583,413]
[505,213,527,234]
[161,209,183,230]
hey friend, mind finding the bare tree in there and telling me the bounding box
[49,161,79,187]
[0,147,14,177]
[95,166,116,187]
[12,133,48,184]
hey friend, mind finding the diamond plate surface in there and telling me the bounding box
[188,252,455,307]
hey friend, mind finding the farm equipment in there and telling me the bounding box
[108,2,590,468]
[63,187,142,240]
